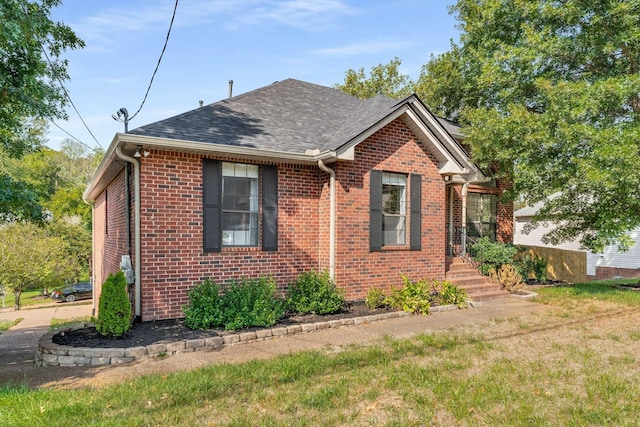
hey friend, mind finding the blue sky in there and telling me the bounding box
[48,0,460,151]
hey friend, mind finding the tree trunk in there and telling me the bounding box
[13,290,21,311]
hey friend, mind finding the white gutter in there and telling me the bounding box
[448,184,454,257]
[317,160,336,281]
[115,145,141,317]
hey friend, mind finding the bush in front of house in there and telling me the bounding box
[183,279,224,330]
[384,275,432,315]
[183,277,284,331]
[221,277,285,330]
[514,250,548,283]
[96,271,132,337]
[468,237,519,275]
[285,270,345,315]
[365,287,387,310]
[430,280,468,308]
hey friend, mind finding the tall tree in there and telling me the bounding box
[419,0,640,251]
[335,57,414,99]
[0,0,84,153]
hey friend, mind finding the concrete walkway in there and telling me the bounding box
[0,302,92,383]
[0,298,552,389]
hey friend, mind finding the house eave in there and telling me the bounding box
[84,133,338,202]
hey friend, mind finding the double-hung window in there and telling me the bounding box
[382,172,407,246]
[203,160,278,252]
[222,163,259,246]
[370,170,421,251]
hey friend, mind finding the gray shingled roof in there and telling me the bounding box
[129,78,462,154]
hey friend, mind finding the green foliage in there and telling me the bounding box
[468,237,518,276]
[514,250,548,283]
[184,277,284,331]
[96,271,132,337]
[365,287,386,310]
[219,277,284,330]
[0,222,72,309]
[385,275,432,315]
[420,0,640,252]
[183,280,223,330]
[334,57,414,99]
[431,280,468,308]
[0,318,22,333]
[0,0,84,149]
[285,271,345,315]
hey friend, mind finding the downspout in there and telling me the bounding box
[317,160,336,281]
[124,163,131,255]
[448,184,454,257]
[84,199,96,317]
[461,182,469,256]
[115,145,141,317]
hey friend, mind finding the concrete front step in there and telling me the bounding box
[464,289,511,301]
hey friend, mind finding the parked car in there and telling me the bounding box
[50,282,93,303]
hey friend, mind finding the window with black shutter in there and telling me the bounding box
[203,160,278,252]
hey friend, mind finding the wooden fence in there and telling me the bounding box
[517,245,587,284]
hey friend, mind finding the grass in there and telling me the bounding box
[2,280,640,426]
[49,316,94,331]
[1,289,53,310]
[533,280,640,307]
[0,318,22,334]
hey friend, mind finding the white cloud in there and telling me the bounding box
[74,0,356,52]
[236,0,357,30]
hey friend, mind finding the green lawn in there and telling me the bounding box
[1,289,53,310]
[1,281,640,426]
[0,318,22,334]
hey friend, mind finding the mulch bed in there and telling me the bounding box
[53,301,398,349]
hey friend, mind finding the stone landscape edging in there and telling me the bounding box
[36,304,465,367]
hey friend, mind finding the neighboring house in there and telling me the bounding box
[514,204,640,280]
[84,79,513,321]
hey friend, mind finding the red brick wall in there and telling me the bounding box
[332,119,447,298]
[137,151,323,321]
[95,118,512,320]
[590,266,640,281]
[92,170,131,310]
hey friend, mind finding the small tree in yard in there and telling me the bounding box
[96,271,132,337]
[0,222,72,309]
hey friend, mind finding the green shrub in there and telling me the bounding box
[96,271,132,337]
[365,287,386,310]
[514,250,548,283]
[430,280,468,308]
[183,277,284,331]
[384,275,431,315]
[468,237,518,275]
[220,277,284,330]
[183,279,224,330]
[286,271,345,315]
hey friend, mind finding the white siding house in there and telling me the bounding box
[514,204,640,280]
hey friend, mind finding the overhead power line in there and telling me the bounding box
[128,0,179,122]
[50,120,101,153]
[20,2,104,150]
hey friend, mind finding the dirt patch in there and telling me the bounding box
[53,301,396,348]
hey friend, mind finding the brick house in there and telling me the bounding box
[84,79,513,321]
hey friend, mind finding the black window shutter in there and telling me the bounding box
[410,174,422,250]
[370,170,383,251]
[202,159,222,252]
[262,165,278,251]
